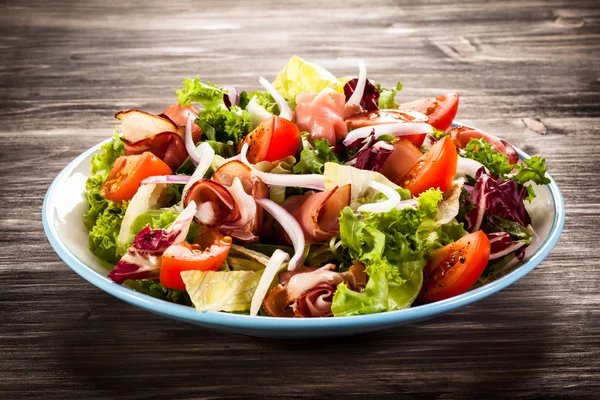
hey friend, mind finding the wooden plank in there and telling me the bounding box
[1,0,599,398]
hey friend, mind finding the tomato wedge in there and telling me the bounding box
[400,92,459,131]
[160,237,232,290]
[100,152,172,202]
[447,126,519,164]
[378,139,423,185]
[238,116,300,163]
[402,136,458,196]
[418,231,491,303]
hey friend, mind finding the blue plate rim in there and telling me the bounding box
[42,121,565,332]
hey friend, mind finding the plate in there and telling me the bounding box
[43,122,565,338]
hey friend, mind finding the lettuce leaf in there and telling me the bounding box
[272,56,344,101]
[463,138,550,201]
[91,130,124,174]
[375,82,403,109]
[126,279,192,306]
[176,76,226,108]
[196,105,252,145]
[293,135,340,174]
[332,189,466,316]
[182,270,263,312]
[239,91,280,115]
[89,199,128,264]
[85,133,127,264]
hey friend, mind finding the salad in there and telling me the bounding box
[84,56,551,317]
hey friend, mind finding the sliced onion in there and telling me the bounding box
[456,157,489,178]
[399,109,429,122]
[255,198,305,271]
[222,85,239,109]
[342,122,433,147]
[250,249,290,316]
[141,175,190,185]
[185,113,204,166]
[240,143,325,191]
[397,198,418,209]
[246,95,272,128]
[259,76,292,121]
[421,133,437,150]
[346,59,367,107]
[357,181,401,213]
[181,142,215,202]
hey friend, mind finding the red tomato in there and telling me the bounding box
[238,116,300,163]
[378,139,423,185]
[344,110,428,147]
[402,136,458,196]
[160,237,232,290]
[447,126,519,164]
[418,231,491,303]
[400,92,459,131]
[100,152,172,202]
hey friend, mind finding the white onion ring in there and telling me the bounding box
[357,181,401,213]
[181,142,215,202]
[185,112,203,166]
[250,249,290,316]
[259,76,292,121]
[346,59,367,107]
[240,143,325,191]
[255,198,305,271]
[456,157,489,178]
[343,122,433,147]
[140,175,191,185]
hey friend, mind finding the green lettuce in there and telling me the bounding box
[91,130,124,174]
[463,138,551,200]
[84,133,127,264]
[331,189,466,316]
[375,82,403,109]
[182,270,263,312]
[272,56,344,101]
[239,91,280,115]
[293,135,341,174]
[126,280,192,306]
[196,105,252,145]
[88,199,128,264]
[176,76,226,108]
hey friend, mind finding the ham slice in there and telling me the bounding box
[284,184,351,242]
[295,88,348,145]
[183,179,239,227]
[262,262,368,318]
[122,132,187,170]
[162,103,202,144]
[220,178,260,242]
[345,109,425,130]
[212,161,269,239]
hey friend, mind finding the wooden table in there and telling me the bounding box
[1,0,599,398]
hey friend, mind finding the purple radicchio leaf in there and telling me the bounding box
[343,78,380,112]
[108,202,197,284]
[354,141,394,172]
[487,232,528,261]
[465,168,531,232]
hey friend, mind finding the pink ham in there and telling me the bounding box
[295,89,348,145]
[162,103,202,144]
[122,132,187,170]
[283,185,351,243]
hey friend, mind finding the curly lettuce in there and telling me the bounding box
[463,138,550,201]
[196,105,252,145]
[176,76,226,108]
[332,189,467,316]
[375,82,403,109]
[293,135,340,174]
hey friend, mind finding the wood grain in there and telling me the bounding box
[1,0,599,398]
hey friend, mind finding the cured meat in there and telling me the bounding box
[122,132,187,170]
[295,88,348,145]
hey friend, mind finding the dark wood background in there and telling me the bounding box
[1,0,599,398]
